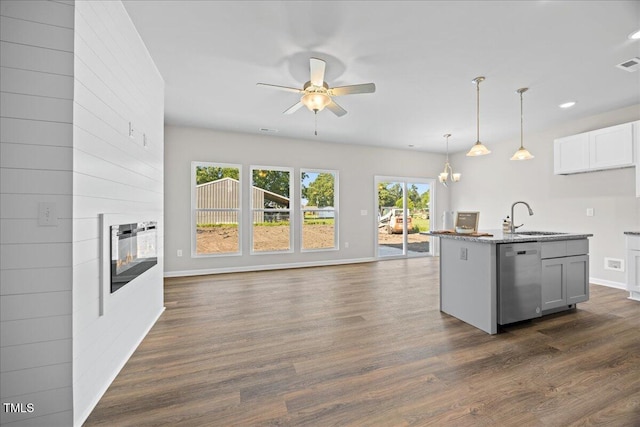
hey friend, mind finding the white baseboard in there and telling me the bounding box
[164,257,377,278]
[589,277,627,290]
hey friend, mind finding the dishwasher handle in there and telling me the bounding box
[505,249,538,257]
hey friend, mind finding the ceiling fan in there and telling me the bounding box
[257,57,376,118]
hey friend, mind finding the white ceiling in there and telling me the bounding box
[122,0,640,154]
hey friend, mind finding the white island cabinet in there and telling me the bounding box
[626,232,640,301]
[432,230,592,335]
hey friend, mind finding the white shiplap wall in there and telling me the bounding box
[72,1,164,425]
[1,1,164,425]
[1,1,75,426]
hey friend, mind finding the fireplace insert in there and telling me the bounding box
[110,221,157,293]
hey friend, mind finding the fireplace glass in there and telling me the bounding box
[110,221,157,293]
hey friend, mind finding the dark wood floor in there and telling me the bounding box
[85,257,640,426]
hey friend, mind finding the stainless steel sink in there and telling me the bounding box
[518,231,565,235]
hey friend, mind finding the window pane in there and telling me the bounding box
[302,210,335,249]
[194,164,240,255]
[253,212,290,252]
[252,167,292,252]
[252,169,290,209]
[196,213,239,254]
[301,170,337,250]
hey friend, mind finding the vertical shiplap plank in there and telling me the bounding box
[72,1,164,426]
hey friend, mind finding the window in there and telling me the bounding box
[251,166,293,253]
[192,162,241,256]
[301,170,338,250]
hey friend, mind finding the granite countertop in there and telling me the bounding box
[430,229,593,244]
[624,231,640,236]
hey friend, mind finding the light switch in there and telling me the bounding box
[38,202,58,226]
[360,210,367,216]
[460,247,468,260]
[586,208,594,217]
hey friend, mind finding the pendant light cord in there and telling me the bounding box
[520,91,524,149]
[476,80,480,143]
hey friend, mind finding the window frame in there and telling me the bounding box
[300,168,339,252]
[250,165,294,255]
[191,161,242,258]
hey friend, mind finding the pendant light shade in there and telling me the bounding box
[510,87,534,161]
[438,134,461,187]
[466,76,491,157]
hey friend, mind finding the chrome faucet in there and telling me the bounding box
[510,201,534,233]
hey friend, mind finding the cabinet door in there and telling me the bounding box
[566,255,589,304]
[628,249,640,292]
[541,259,565,310]
[589,123,634,170]
[634,121,640,198]
[554,133,590,174]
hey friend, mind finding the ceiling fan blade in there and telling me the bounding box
[329,83,376,96]
[283,101,304,115]
[257,83,302,94]
[309,57,326,87]
[326,100,347,117]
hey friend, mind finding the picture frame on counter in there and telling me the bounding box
[455,211,480,233]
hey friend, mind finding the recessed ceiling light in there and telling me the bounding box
[559,101,576,109]
[629,29,640,40]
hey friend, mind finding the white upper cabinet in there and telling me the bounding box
[554,133,590,174]
[554,121,635,175]
[589,123,634,169]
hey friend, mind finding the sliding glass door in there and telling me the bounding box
[375,177,434,258]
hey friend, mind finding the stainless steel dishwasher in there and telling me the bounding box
[498,242,542,325]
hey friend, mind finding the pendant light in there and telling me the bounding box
[466,76,491,156]
[510,88,535,160]
[438,134,461,187]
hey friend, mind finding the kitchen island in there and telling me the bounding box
[431,230,593,334]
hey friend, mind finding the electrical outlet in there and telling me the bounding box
[360,210,367,216]
[586,208,594,217]
[344,242,349,248]
[604,257,624,272]
[460,247,468,260]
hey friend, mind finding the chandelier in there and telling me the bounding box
[439,133,461,186]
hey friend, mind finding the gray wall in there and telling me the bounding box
[0,1,164,426]
[1,1,75,425]
[164,125,449,276]
[449,104,640,287]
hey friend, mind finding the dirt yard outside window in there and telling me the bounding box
[196,224,336,253]
[197,225,430,254]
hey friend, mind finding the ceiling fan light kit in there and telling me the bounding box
[257,57,376,135]
[466,76,491,157]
